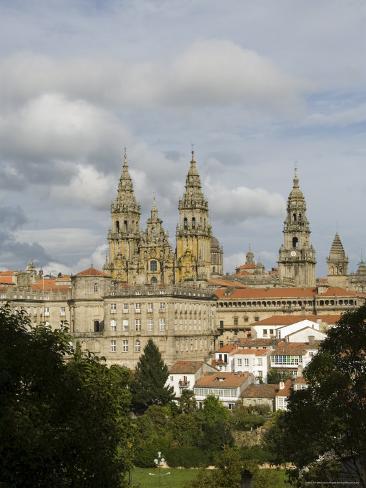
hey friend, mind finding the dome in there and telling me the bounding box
[211,236,221,250]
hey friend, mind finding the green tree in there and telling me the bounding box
[197,395,233,454]
[131,339,175,413]
[266,304,366,487]
[0,305,132,488]
[178,389,197,414]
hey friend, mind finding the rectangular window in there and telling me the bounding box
[60,307,66,316]
[44,307,50,317]
[111,340,116,352]
[270,329,274,335]
[123,303,129,313]
[237,358,242,367]
[244,358,249,367]
[254,316,259,322]
[219,320,224,327]
[159,318,165,331]
[147,319,153,332]
[110,319,117,332]
[257,357,263,366]
[159,302,166,311]
[263,329,268,336]
[94,320,101,332]
[258,370,263,378]
[122,319,129,331]
[233,317,239,326]
[135,319,141,332]
[122,340,128,352]
[147,303,153,313]
[135,340,141,352]
[135,303,141,313]
[110,303,117,314]
[170,375,173,381]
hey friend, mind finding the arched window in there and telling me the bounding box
[292,236,298,248]
[192,217,196,228]
[293,213,297,221]
[93,282,98,293]
[151,276,158,285]
[150,260,158,272]
[116,220,120,232]
[184,217,188,229]
[124,220,128,232]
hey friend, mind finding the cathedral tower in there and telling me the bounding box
[176,151,212,283]
[327,233,348,287]
[105,151,141,282]
[137,197,175,286]
[278,169,316,287]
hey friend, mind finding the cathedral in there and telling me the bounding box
[104,150,223,286]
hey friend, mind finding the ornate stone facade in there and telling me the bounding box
[105,150,221,285]
[278,169,316,287]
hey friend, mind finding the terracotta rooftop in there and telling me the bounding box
[195,372,252,389]
[253,314,341,326]
[208,278,247,288]
[272,341,319,356]
[242,383,277,399]
[31,279,70,292]
[275,378,293,397]
[76,267,106,277]
[169,361,205,374]
[237,338,276,348]
[231,348,270,357]
[294,376,307,385]
[0,276,15,284]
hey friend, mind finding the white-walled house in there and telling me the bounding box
[214,344,271,382]
[275,376,308,411]
[167,361,217,398]
[252,315,339,340]
[194,372,254,409]
[285,326,326,343]
[270,341,319,378]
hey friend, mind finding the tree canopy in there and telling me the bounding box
[265,304,366,487]
[131,338,174,413]
[0,305,132,488]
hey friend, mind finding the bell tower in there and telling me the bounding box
[105,150,141,282]
[278,169,316,287]
[327,233,348,287]
[176,151,212,283]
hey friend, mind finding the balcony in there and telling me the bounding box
[179,380,190,389]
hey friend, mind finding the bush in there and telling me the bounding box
[165,446,211,468]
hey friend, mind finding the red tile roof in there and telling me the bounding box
[217,344,237,353]
[195,372,252,389]
[0,276,15,284]
[169,361,205,374]
[231,348,270,357]
[275,378,293,397]
[242,384,277,399]
[253,314,341,326]
[31,279,70,292]
[272,341,318,356]
[76,267,106,277]
[0,271,16,276]
[237,338,276,348]
[208,278,247,288]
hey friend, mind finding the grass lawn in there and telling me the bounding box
[129,467,288,487]
[130,467,198,487]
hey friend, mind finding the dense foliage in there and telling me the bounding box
[131,338,175,413]
[264,304,366,487]
[0,305,133,488]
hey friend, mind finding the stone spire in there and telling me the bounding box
[176,151,212,283]
[179,150,208,210]
[327,233,348,277]
[114,148,140,212]
[278,169,316,287]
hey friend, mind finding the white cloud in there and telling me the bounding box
[206,180,285,224]
[0,40,306,112]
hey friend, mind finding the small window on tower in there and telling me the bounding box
[184,217,188,229]
[293,213,297,221]
[150,260,158,272]
[124,220,128,232]
[292,237,298,248]
[192,217,196,228]
[116,221,120,232]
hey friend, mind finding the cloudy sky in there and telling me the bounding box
[0,0,365,276]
